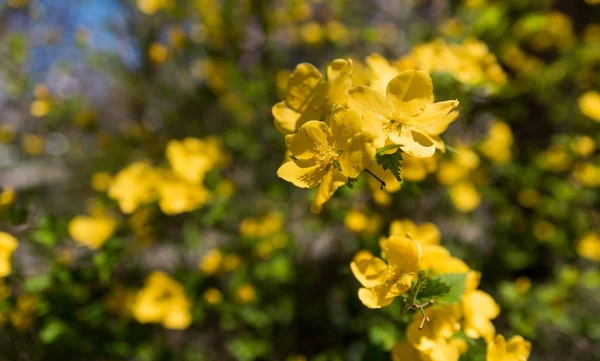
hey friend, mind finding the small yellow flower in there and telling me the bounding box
[462,290,500,341]
[0,124,16,144]
[401,154,437,182]
[222,254,242,272]
[0,232,18,277]
[517,188,541,209]
[166,137,228,184]
[345,210,369,233]
[91,172,112,192]
[156,172,210,215]
[203,288,223,305]
[300,22,324,45]
[571,136,596,157]
[573,162,600,187]
[272,59,352,134]
[533,220,556,242]
[389,219,441,245]
[199,249,223,275]
[108,162,159,214]
[350,235,421,308]
[577,232,600,261]
[277,109,376,213]
[480,121,513,164]
[487,335,531,361]
[149,43,168,64]
[68,215,117,250]
[235,284,257,304]
[349,70,459,158]
[30,100,51,117]
[137,0,169,14]
[131,271,192,329]
[578,91,600,122]
[0,186,16,211]
[449,182,481,213]
[21,134,45,155]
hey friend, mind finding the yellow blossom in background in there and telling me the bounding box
[131,271,192,329]
[479,121,514,164]
[366,53,400,93]
[0,124,16,144]
[0,186,16,211]
[199,249,223,275]
[517,188,541,209]
[578,91,600,122]
[487,335,531,361]
[68,215,117,250]
[222,254,242,272]
[0,232,18,277]
[571,136,596,157]
[300,22,324,45]
[406,304,461,354]
[149,43,168,64]
[156,172,210,215]
[104,285,135,319]
[401,154,437,182]
[30,100,51,117]
[576,232,600,261]
[345,209,382,235]
[350,235,421,308]
[235,283,257,304]
[108,162,159,214]
[21,133,45,155]
[240,211,284,238]
[348,69,459,157]
[573,162,600,187]
[9,294,38,331]
[168,26,186,49]
[533,220,556,242]
[462,290,500,341]
[91,172,112,192]
[449,182,481,213]
[389,219,441,245]
[136,0,169,14]
[325,20,350,45]
[166,137,228,184]
[277,109,376,213]
[203,288,223,305]
[515,277,532,294]
[537,146,570,172]
[272,59,352,134]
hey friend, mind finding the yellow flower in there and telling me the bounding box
[277,109,376,213]
[30,100,51,117]
[222,254,242,272]
[515,277,531,294]
[578,91,600,122]
[366,53,400,93]
[21,133,45,155]
[537,146,570,172]
[462,290,500,341]
[10,294,38,331]
[345,210,368,233]
[487,335,531,361]
[576,232,600,261]
[0,232,18,277]
[108,162,159,214]
[272,59,352,134]
[402,154,438,182]
[149,43,168,64]
[517,188,541,209]
[571,136,596,157]
[573,162,600,187]
[0,186,16,211]
[350,235,421,308]
[203,288,223,305]
[348,70,459,158]
[0,124,16,144]
[199,249,223,275]
[449,182,481,213]
[479,121,513,164]
[166,137,228,184]
[131,271,192,329]
[325,20,350,44]
[389,219,441,245]
[300,22,324,45]
[406,305,461,352]
[236,283,257,304]
[68,215,117,250]
[91,172,112,192]
[137,0,169,14]
[156,172,210,215]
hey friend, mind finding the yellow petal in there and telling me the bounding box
[285,62,325,112]
[350,250,388,288]
[310,169,347,213]
[360,110,388,148]
[327,59,352,106]
[287,121,331,161]
[392,130,436,158]
[348,86,394,119]
[391,340,421,361]
[422,108,459,136]
[330,108,362,150]
[386,70,434,116]
[357,287,394,309]
[276,161,327,188]
[380,235,421,275]
[366,53,400,94]
[339,133,376,178]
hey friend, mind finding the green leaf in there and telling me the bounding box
[40,320,67,344]
[368,321,401,350]
[416,276,451,303]
[433,273,468,304]
[24,275,52,292]
[375,148,403,182]
[346,177,358,188]
[458,337,487,361]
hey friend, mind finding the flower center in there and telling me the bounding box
[314,142,338,165]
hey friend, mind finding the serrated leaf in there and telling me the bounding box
[376,148,403,182]
[346,177,358,188]
[433,273,468,304]
[416,276,451,303]
[458,337,487,361]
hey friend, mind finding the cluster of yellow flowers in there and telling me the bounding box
[437,146,483,213]
[350,220,531,361]
[240,211,288,259]
[131,271,192,329]
[0,232,18,278]
[396,39,507,89]
[108,137,229,215]
[274,57,459,213]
